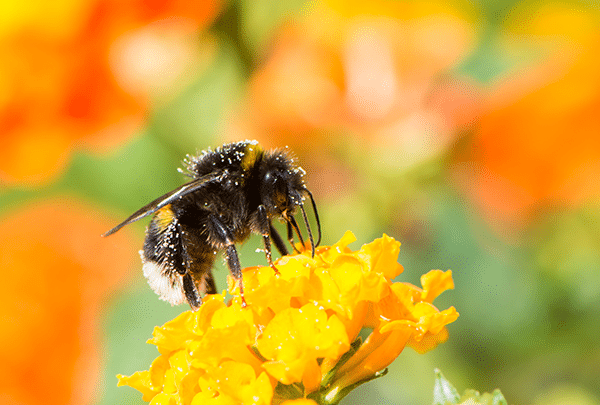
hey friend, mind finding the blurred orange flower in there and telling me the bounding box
[0,0,221,187]
[0,199,138,404]
[228,0,481,171]
[453,5,600,233]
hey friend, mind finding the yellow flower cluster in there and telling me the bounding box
[118,232,458,404]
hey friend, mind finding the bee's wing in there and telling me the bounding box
[102,172,223,237]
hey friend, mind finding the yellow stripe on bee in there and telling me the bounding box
[155,204,175,230]
[241,143,263,171]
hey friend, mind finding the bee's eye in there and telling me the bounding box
[263,171,288,205]
[264,171,284,189]
[263,172,275,184]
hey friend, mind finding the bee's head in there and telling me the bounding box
[258,149,321,255]
[259,151,305,216]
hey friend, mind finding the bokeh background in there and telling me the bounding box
[1,0,600,404]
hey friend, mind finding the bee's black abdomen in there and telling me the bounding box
[141,204,217,307]
[143,215,184,274]
[140,210,188,306]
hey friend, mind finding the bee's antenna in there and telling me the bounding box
[303,188,321,247]
[298,201,315,258]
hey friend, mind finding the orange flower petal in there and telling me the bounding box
[282,400,319,405]
[357,234,404,280]
[421,270,455,303]
[118,370,157,402]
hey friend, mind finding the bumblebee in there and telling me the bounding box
[103,140,320,311]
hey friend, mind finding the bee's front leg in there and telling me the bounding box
[269,223,289,257]
[257,205,281,275]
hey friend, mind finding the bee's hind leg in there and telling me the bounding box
[201,271,217,295]
[207,215,247,306]
[181,272,202,311]
[178,225,204,311]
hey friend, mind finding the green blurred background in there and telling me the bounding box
[2,0,600,404]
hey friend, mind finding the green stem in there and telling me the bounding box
[308,368,389,405]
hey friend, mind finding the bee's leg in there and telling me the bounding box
[208,215,246,306]
[224,243,246,306]
[181,272,202,311]
[286,221,298,253]
[201,271,217,295]
[270,223,289,257]
[257,205,280,274]
[178,225,203,311]
[288,215,305,252]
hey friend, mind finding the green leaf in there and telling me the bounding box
[433,369,461,405]
[458,389,508,405]
[432,369,509,405]
[490,389,508,405]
